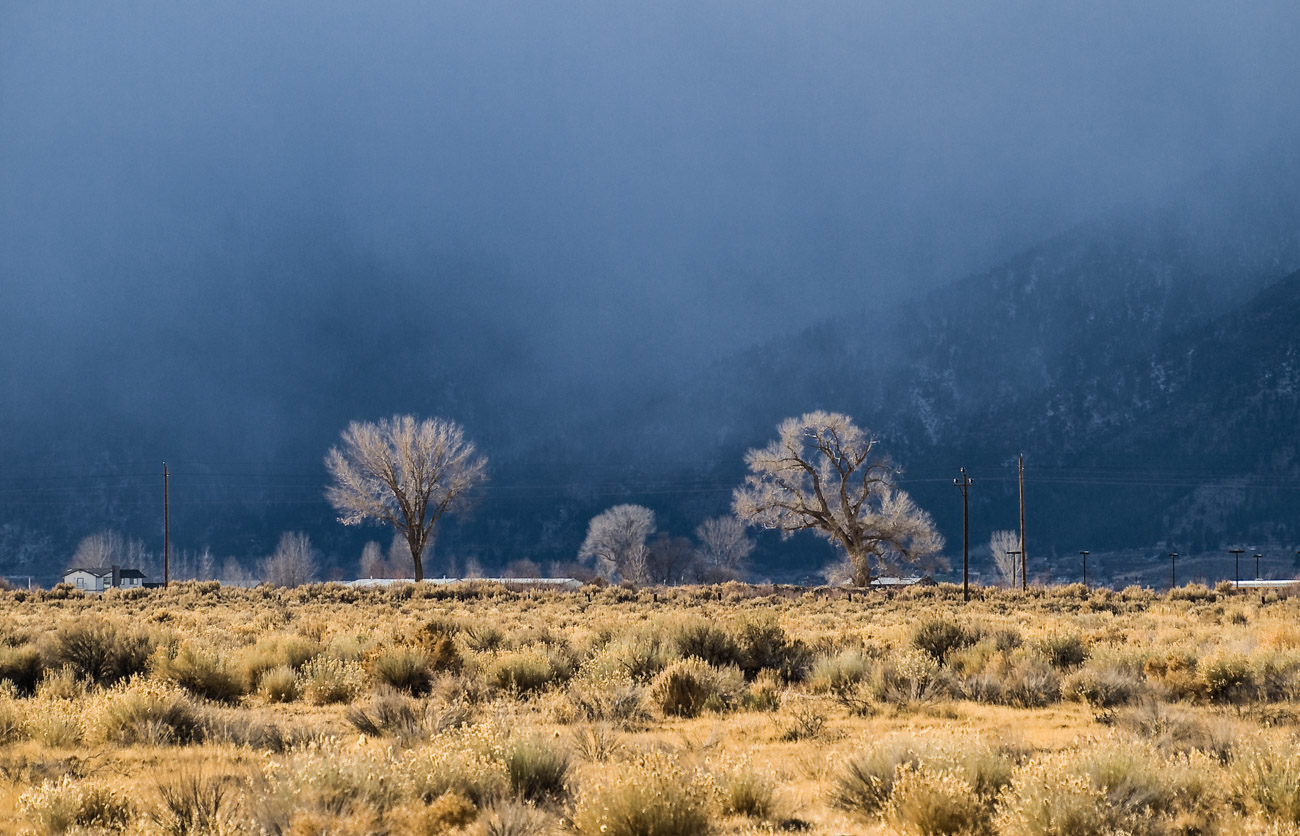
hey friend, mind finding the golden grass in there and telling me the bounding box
[1,581,1300,833]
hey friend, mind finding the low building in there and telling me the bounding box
[63,565,147,592]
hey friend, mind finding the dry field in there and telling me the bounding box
[3,580,1300,835]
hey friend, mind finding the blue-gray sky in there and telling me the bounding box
[3,1,1299,429]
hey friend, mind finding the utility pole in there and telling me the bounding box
[955,468,973,602]
[1169,552,1178,589]
[1230,548,1244,587]
[1018,455,1027,591]
[1254,553,1262,581]
[163,462,170,589]
[1080,551,1089,588]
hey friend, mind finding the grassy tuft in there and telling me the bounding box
[572,753,713,836]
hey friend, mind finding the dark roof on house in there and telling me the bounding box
[63,567,147,578]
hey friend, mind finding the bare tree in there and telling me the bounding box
[260,531,318,587]
[359,541,387,579]
[988,530,1020,587]
[325,415,487,582]
[694,515,755,581]
[644,534,697,585]
[732,411,943,587]
[72,530,157,577]
[578,504,655,582]
[220,556,252,584]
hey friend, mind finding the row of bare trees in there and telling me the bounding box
[68,529,316,587]
[319,410,944,588]
[64,410,944,589]
[576,506,755,584]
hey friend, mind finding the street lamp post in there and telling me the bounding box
[1230,548,1244,587]
[1080,551,1089,588]
[1169,552,1179,589]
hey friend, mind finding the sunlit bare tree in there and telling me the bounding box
[988,530,1020,587]
[694,515,754,581]
[578,504,655,582]
[260,531,317,587]
[325,415,487,582]
[732,411,943,587]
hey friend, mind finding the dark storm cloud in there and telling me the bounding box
[2,0,1298,436]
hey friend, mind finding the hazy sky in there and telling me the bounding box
[3,1,1299,412]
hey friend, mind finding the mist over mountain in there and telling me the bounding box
[4,3,1300,584]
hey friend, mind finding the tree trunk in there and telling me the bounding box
[849,548,873,588]
[408,531,425,582]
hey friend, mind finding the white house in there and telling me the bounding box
[63,565,147,592]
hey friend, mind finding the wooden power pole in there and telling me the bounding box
[1018,455,1027,591]
[955,468,973,602]
[163,462,170,588]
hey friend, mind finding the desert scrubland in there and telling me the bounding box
[4,580,1300,834]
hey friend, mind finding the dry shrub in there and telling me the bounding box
[553,675,648,728]
[734,614,811,683]
[831,738,923,817]
[403,724,511,807]
[1033,631,1088,670]
[462,621,507,653]
[1142,649,1200,700]
[249,741,407,832]
[151,769,232,836]
[153,641,246,703]
[0,643,44,694]
[570,724,623,762]
[345,689,429,741]
[1108,700,1230,758]
[1231,738,1300,824]
[20,776,133,835]
[36,665,86,700]
[884,764,991,836]
[775,702,828,742]
[649,657,742,718]
[715,758,777,820]
[607,631,676,683]
[240,634,322,689]
[301,656,365,705]
[43,617,153,686]
[833,734,1012,822]
[911,616,977,664]
[1200,653,1256,703]
[744,669,784,712]
[85,677,208,745]
[387,792,479,835]
[1061,664,1145,708]
[962,652,1061,708]
[259,665,301,702]
[470,800,553,836]
[997,742,1221,836]
[871,647,952,706]
[414,620,464,672]
[1252,651,1300,702]
[994,753,1111,836]
[368,647,434,695]
[671,617,742,668]
[485,646,567,696]
[808,648,871,695]
[572,752,713,836]
[21,694,82,746]
[505,735,570,804]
